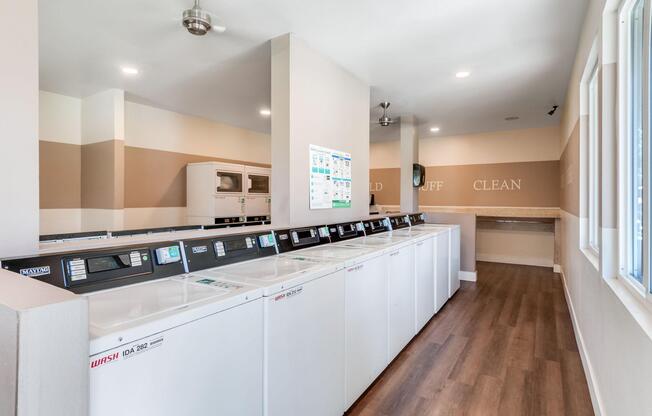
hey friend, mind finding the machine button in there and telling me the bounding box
[70,274,87,282]
[70,269,86,276]
[69,264,86,272]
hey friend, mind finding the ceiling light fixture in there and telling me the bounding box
[430,127,440,133]
[121,67,139,75]
[455,71,471,79]
[259,108,271,116]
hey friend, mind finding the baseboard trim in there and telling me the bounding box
[459,270,477,282]
[476,253,554,268]
[559,266,605,416]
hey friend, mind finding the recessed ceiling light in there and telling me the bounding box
[455,71,471,78]
[121,67,139,75]
[430,127,441,133]
[505,116,520,121]
[259,108,271,117]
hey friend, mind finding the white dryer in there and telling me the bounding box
[192,253,346,416]
[244,166,271,222]
[187,161,246,225]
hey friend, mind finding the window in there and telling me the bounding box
[580,38,601,263]
[588,63,600,253]
[619,0,650,293]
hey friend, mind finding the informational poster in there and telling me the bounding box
[309,144,352,209]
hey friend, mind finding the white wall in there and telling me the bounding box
[559,1,652,415]
[369,125,561,169]
[0,0,40,257]
[39,92,272,234]
[125,100,271,162]
[477,227,554,267]
[271,34,370,226]
[39,91,82,144]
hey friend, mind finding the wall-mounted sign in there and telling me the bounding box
[309,144,352,209]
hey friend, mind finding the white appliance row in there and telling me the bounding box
[1,213,461,416]
[186,161,271,225]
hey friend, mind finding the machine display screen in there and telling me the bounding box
[225,239,248,252]
[86,256,124,273]
[155,246,181,265]
[295,229,314,240]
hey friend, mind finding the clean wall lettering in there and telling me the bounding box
[472,178,522,191]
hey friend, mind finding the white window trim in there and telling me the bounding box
[617,0,652,301]
[579,36,601,270]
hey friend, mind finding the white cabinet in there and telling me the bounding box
[414,238,435,332]
[344,255,388,409]
[387,245,416,360]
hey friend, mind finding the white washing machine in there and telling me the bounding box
[409,216,461,298]
[390,226,452,318]
[384,228,439,331]
[191,254,346,416]
[277,241,387,410]
[88,275,264,416]
[2,240,266,416]
[337,234,418,361]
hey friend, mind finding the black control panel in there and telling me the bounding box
[111,225,202,237]
[274,226,330,253]
[362,217,391,235]
[389,214,410,230]
[327,221,365,242]
[1,241,186,294]
[214,216,246,225]
[409,213,426,225]
[246,215,270,222]
[183,231,277,272]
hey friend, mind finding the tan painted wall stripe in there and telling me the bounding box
[371,160,560,208]
[39,141,81,209]
[81,140,124,209]
[559,119,580,217]
[124,146,271,208]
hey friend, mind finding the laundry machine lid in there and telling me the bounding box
[193,256,340,295]
[87,278,231,330]
[290,244,379,261]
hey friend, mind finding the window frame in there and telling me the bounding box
[617,0,652,299]
[579,36,601,268]
[588,62,601,254]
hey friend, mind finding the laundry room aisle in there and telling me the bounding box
[346,262,594,416]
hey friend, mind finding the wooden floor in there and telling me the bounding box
[347,262,594,416]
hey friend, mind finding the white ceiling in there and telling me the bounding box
[39,0,589,139]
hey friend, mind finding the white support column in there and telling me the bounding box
[271,33,370,227]
[400,115,419,213]
[0,0,39,257]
